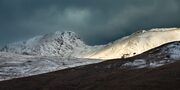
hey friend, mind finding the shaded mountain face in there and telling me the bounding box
[0,31,89,57]
[1,28,180,60]
[0,41,180,90]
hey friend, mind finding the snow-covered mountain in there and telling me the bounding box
[85,28,180,59]
[1,41,180,81]
[1,28,180,60]
[1,28,180,81]
[0,31,93,57]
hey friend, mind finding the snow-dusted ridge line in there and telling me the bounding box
[149,27,178,32]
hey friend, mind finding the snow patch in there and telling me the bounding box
[166,43,180,59]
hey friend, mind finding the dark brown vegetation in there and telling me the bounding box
[0,59,180,90]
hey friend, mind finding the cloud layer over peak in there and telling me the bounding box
[0,0,180,45]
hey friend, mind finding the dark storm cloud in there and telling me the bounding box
[0,0,180,45]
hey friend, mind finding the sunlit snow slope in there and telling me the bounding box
[85,28,180,59]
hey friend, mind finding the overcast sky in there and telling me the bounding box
[0,0,180,46]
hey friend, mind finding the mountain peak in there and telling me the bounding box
[41,31,80,41]
[0,31,88,57]
[53,31,78,37]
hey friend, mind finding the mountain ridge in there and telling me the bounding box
[0,31,92,57]
[1,28,180,60]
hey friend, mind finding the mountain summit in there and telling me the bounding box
[0,31,88,57]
